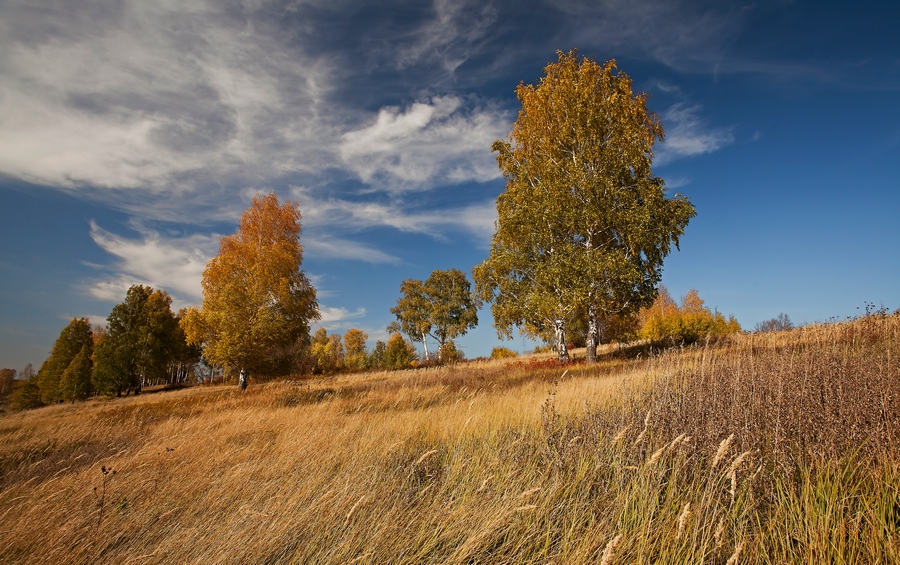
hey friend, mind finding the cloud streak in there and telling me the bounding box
[0,0,336,198]
[87,221,219,306]
[339,95,509,192]
[656,103,735,165]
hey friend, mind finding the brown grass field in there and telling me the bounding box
[0,316,898,564]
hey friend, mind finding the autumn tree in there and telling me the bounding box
[343,328,369,370]
[309,328,346,374]
[473,50,695,363]
[168,309,202,384]
[6,364,40,411]
[0,368,16,406]
[389,268,478,361]
[639,286,741,343]
[182,193,319,382]
[37,317,93,403]
[383,333,417,370]
[92,285,181,396]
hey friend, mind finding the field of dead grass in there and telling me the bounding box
[0,317,898,564]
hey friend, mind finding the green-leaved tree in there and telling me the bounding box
[389,268,478,360]
[37,317,93,403]
[92,285,181,396]
[473,50,695,363]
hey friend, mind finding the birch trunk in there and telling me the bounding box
[586,304,599,364]
[555,319,570,362]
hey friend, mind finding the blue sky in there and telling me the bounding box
[1,0,899,372]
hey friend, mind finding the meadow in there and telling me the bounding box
[0,315,898,564]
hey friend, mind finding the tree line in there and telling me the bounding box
[4,285,200,410]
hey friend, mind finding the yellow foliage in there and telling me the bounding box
[183,193,319,375]
[640,286,741,343]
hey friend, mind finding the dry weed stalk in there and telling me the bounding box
[725,540,745,565]
[599,533,623,565]
[676,502,691,538]
[712,434,734,468]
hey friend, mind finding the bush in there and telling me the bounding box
[490,347,518,359]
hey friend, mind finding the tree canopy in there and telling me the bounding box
[639,286,741,343]
[389,268,478,360]
[182,192,319,378]
[473,50,696,362]
[92,285,181,396]
[36,317,93,404]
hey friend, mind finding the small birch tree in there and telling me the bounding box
[389,269,478,361]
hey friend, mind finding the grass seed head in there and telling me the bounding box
[726,540,745,565]
[677,502,691,537]
[712,434,735,468]
[600,533,623,565]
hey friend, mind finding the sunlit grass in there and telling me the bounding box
[1,316,898,563]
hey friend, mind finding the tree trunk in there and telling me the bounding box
[422,334,430,362]
[586,304,598,364]
[555,319,570,363]
[238,369,248,391]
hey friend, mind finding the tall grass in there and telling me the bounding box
[0,317,897,563]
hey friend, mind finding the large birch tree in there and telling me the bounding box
[473,50,696,362]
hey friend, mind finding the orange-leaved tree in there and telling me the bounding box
[639,286,741,343]
[182,193,319,380]
[343,328,369,370]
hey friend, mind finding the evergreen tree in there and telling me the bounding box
[368,340,387,369]
[37,317,93,403]
[58,342,93,402]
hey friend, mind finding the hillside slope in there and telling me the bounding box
[1,318,898,564]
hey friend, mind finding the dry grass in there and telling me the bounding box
[0,317,898,563]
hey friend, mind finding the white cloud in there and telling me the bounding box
[87,222,219,306]
[304,237,401,264]
[0,0,336,197]
[318,306,367,324]
[656,103,734,164]
[339,95,509,191]
[294,188,498,245]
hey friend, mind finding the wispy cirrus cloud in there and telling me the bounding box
[87,221,218,306]
[550,0,743,71]
[656,103,735,165]
[294,189,498,244]
[0,0,336,201]
[339,95,509,192]
[303,236,401,265]
[393,0,498,74]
